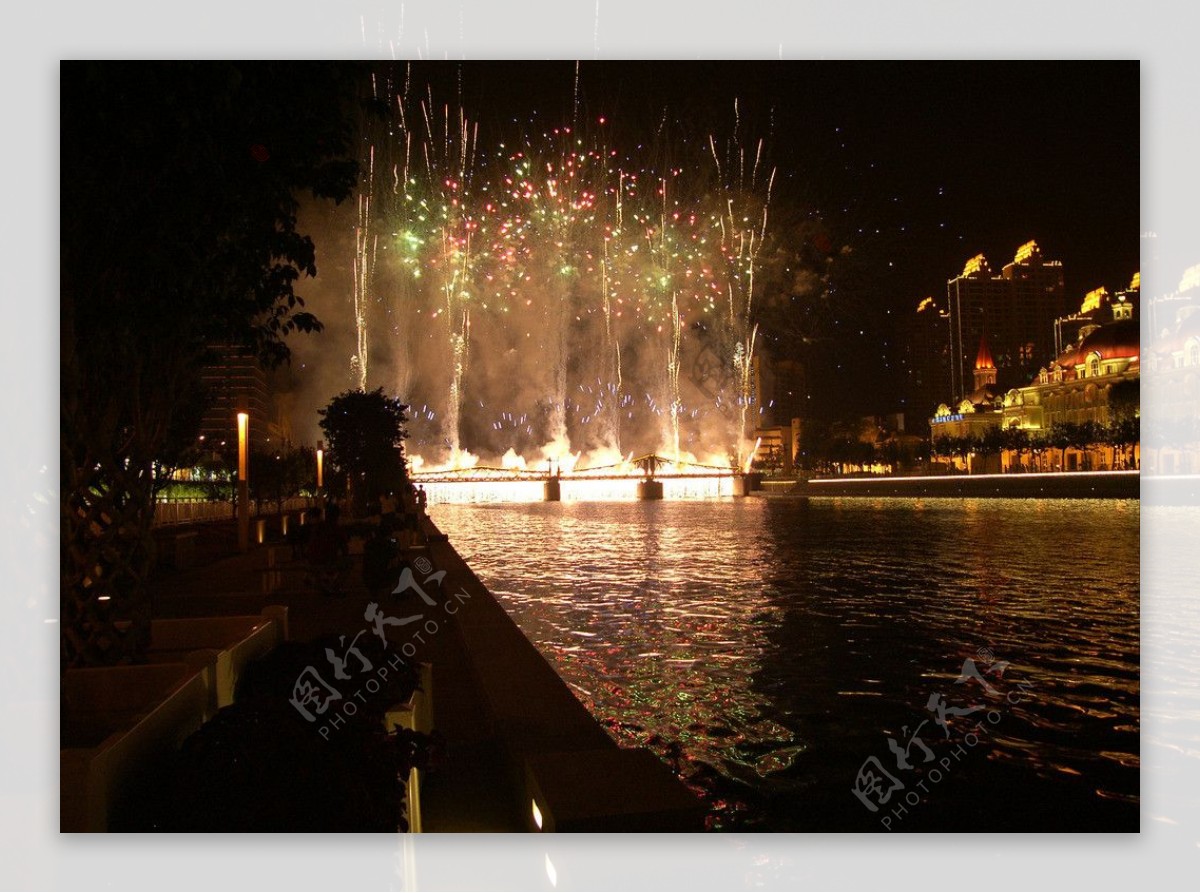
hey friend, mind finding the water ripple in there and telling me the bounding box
[432,497,1140,831]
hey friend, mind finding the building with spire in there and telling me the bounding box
[972,336,997,392]
[931,276,1140,473]
[928,336,1006,469]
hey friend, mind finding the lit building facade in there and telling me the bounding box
[1143,264,1200,474]
[930,336,1006,472]
[1002,316,1139,449]
[932,278,1140,473]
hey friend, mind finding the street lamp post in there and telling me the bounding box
[237,411,250,552]
[316,440,324,509]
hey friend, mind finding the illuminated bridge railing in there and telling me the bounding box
[413,462,739,504]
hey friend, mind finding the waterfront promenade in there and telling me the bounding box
[144,513,703,832]
[147,518,521,830]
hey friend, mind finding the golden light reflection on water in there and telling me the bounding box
[433,497,1141,829]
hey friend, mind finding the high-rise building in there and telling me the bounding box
[946,241,1065,398]
[198,345,288,455]
[896,295,954,430]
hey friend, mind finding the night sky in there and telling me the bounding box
[349,61,1139,416]
[438,61,1139,284]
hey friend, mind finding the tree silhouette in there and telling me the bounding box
[61,62,362,666]
[1107,417,1140,469]
[1047,423,1077,471]
[319,388,411,514]
[978,426,1005,468]
[1000,426,1030,471]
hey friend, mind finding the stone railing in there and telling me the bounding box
[152,496,318,527]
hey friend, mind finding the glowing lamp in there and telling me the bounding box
[524,748,706,832]
[236,411,250,552]
[236,413,249,481]
[316,447,324,490]
[531,799,544,831]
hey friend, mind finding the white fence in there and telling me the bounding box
[152,496,318,527]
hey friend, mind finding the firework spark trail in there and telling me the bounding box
[414,98,479,459]
[597,139,628,454]
[600,242,623,451]
[651,172,682,455]
[705,106,777,465]
[668,290,683,462]
[352,179,372,391]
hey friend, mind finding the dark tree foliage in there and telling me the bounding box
[1046,423,1076,469]
[1107,417,1140,469]
[1108,377,1140,423]
[249,444,318,510]
[931,432,976,471]
[318,388,411,510]
[977,425,1006,459]
[61,63,362,667]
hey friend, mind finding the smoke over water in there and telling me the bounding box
[288,70,779,474]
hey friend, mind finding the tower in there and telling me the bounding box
[973,335,997,391]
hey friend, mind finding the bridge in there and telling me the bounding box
[412,455,757,502]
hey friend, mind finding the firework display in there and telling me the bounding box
[349,68,779,475]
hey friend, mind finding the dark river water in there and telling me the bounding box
[430,496,1140,831]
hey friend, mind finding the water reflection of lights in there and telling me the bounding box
[432,498,1141,831]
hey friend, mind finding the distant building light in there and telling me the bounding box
[1014,240,1041,264]
[962,254,988,277]
[1080,286,1109,314]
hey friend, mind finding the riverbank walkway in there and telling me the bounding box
[147,516,522,831]
[146,512,704,832]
